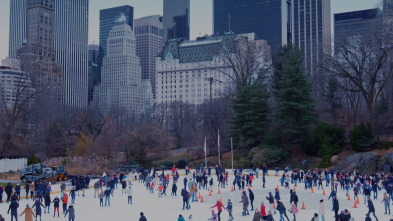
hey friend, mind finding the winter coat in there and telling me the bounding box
[266,193,274,204]
[52,198,60,207]
[19,207,35,221]
[99,192,105,200]
[65,206,75,219]
[127,187,133,196]
[32,201,44,215]
[333,199,339,211]
[29,183,35,192]
[104,188,111,196]
[226,202,233,212]
[211,201,225,211]
[15,185,21,193]
[62,194,68,204]
[44,194,51,206]
[139,215,147,221]
[265,214,274,221]
[252,212,262,221]
[344,212,351,221]
[172,183,177,192]
[181,189,189,200]
[260,204,267,216]
[276,203,286,214]
[319,203,325,215]
[367,200,375,212]
[249,190,254,201]
[8,200,19,214]
[5,184,12,194]
[289,204,298,215]
[178,217,185,221]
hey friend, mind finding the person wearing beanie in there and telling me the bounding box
[98,190,104,207]
[32,198,44,221]
[139,212,147,221]
[178,214,185,221]
[19,204,35,221]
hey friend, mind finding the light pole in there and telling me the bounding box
[204,77,222,160]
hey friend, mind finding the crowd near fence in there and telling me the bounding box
[0,158,27,173]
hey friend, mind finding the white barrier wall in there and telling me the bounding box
[0,158,27,173]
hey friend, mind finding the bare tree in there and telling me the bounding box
[217,35,272,89]
[324,27,393,120]
[0,72,36,157]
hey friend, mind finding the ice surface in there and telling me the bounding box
[0,172,389,221]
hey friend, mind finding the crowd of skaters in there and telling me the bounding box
[1,164,393,221]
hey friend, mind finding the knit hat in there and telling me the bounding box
[26,204,30,207]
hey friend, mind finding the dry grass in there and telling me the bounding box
[45,155,120,175]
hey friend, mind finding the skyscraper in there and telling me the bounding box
[99,6,134,60]
[54,0,89,107]
[163,0,190,43]
[213,0,292,54]
[94,22,152,115]
[334,9,378,54]
[292,0,331,74]
[17,0,62,102]
[8,0,27,59]
[135,15,163,99]
[88,42,99,104]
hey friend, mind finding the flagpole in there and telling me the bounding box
[218,129,220,165]
[204,137,207,168]
[231,137,233,170]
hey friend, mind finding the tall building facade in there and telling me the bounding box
[334,9,378,54]
[99,6,134,60]
[88,42,99,104]
[135,15,163,99]
[213,0,292,54]
[0,59,35,111]
[17,0,62,102]
[292,0,331,74]
[94,23,152,115]
[156,33,271,105]
[163,0,190,43]
[54,0,89,107]
[8,0,28,59]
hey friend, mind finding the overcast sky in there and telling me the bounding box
[0,0,381,60]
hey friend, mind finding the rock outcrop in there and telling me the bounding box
[336,152,379,174]
[378,152,393,171]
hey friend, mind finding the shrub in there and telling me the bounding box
[27,154,41,165]
[349,121,380,152]
[249,146,289,168]
[176,159,188,168]
[377,142,393,150]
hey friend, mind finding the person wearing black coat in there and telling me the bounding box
[7,200,19,221]
[32,198,45,220]
[249,189,255,211]
[172,183,177,196]
[139,212,147,221]
[365,214,372,221]
[343,209,351,221]
[276,201,290,221]
[265,211,274,221]
[333,197,339,218]
[366,197,378,221]
[5,183,13,203]
[181,189,190,210]
[266,192,275,214]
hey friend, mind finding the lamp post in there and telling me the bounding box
[204,77,222,159]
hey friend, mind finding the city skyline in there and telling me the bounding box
[0,0,380,60]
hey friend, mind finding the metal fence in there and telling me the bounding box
[0,158,27,173]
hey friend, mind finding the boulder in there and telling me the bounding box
[378,152,393,171]
[336,152,379,174]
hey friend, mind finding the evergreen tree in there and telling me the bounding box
[273,45,317,143]
[230,80,270,148]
